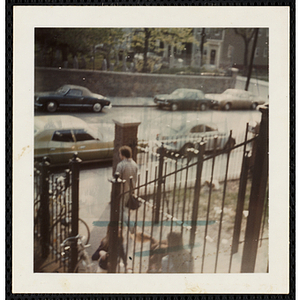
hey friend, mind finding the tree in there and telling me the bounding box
[131,28,194,73]
[86,28,125,69]
[35,28,92,67]
[245,28,259,91]
[234,28,256,76]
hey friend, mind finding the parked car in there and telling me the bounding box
[34,115,114,165]
[154,88,218,111]
[205,89,266,111]
[34,85,111,113]
[155,122,235,155]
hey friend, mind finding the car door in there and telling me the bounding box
[73,129,112,161]
[238,91,250,109]
[48,130,76,164]
[184,91,195,109]
[63,89,84,109]
[195,90,205,109]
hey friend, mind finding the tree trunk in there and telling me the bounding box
[243,39,249,76]
[200,28,206,68]
[245,28,259,91]
[142,28,150,73]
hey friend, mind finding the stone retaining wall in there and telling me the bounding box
[35,67,237,97]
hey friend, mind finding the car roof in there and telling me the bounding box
[186,121,218,130]
[59,85,92,96]
[162,121,218,136]
[34,115,89,135]
[174,88,203,93]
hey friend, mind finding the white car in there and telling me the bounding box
[156,122,235,155]
[205,89,266,111]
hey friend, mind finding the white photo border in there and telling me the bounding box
[12,6,290,294]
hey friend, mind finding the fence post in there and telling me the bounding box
[108,172,123,273]
[112,118,141,175]
[155,144,166,224]
[69,153,82,272]
[40,157,50,258]
[231,152,250,255]
[241,106,269,273]
[190,142,206,247]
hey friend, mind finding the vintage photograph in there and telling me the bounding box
[12,6,289,294]
[33,27,269,274]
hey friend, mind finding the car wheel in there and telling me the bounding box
[92,103,102,113]
[46,101,58,113]
[180,143,194,156]
[170,103,179,111]
[224,103,231,111]
[251,102,258,110]
[200,103,207,111]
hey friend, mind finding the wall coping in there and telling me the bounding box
[35,66,234,81]
[113,117,141,128]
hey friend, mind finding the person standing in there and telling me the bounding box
[116,145,138,207]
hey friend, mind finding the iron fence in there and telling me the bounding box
[34,154,82,272]
[108,117,268,273]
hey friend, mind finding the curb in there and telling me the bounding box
[112,104,157,108]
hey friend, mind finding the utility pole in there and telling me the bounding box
[245,28,259,91]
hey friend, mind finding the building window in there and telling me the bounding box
[255,47,260,57]
[263,47,268,57]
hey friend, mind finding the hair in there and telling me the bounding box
[167,232,183,249]
[119,146,132,159]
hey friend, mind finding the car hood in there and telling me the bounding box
[35,91,60,97]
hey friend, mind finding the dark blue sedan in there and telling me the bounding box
[34,85,111,113]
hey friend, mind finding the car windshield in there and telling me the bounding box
[56,86,70,95]
[223,89,235,95]
[171,89,186,98]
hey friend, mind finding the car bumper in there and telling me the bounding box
[34,103,44,110]
[155,100,170,107]
[105,103,112,109]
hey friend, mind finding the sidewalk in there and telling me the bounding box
[109,97,156,107]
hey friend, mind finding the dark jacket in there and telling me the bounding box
[91,239,126,270]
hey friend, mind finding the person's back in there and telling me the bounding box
[116,157,138,193]
[116,146,138,197]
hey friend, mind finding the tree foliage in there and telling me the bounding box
[35,27,194,71]
[131,28,193,72]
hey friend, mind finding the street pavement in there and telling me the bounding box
[109,97,156,107]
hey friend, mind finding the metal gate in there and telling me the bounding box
[34,154,83,272]
[108,108,269,273]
